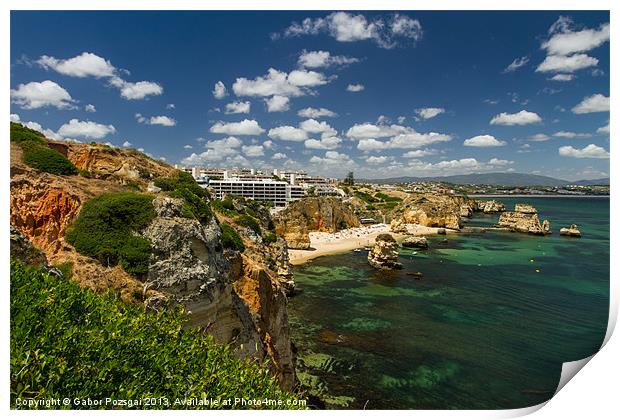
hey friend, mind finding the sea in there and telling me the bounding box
[288,196,610,409]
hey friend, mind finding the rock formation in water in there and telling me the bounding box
[514,203,538,214]
[477,200,506,213]
[368,233,402,269]
[560,224,581,237]
[273,196,360,249]
[401,236,429,249]
[497,212,551,235]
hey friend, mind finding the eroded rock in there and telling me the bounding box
[368,233,402,270]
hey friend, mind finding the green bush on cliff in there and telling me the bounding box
[220,224,245,252]
[11,123,78,176]
[65,192,155,276]
[169,188,213,224]
[235,215,262,236]
[153,170,208,198]
[10,260,302,409]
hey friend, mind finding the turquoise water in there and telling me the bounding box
[289,197,609,409]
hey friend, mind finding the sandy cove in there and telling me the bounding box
[288,223,452,265]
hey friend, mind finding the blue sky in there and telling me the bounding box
[10,11,610,180]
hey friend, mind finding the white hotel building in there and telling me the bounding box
[176,166,340,207]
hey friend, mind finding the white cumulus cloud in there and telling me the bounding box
[297,107,337,118]
[225,101,251,114]
[279,12,422,49]
[463,135,506,147]
[213,81,228,99]
[346,83,365,92]
[490,110,542,126]
[571,94,609,114]
[210,119,265,136]
[11,80,76,110]
[298,50,359,68]
[265,95,290,112]
[559,144,609,159]
[135,113,176,126]
[415,107,445,120]
[268,126,308,142]
[57,119,116,139]
[37,52,116,78]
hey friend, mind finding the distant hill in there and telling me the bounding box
[570,178,610,186]
[361,172,574,186]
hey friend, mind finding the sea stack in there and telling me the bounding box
[560,224,582,237]
[368,233,402,270]
[498,212,551,235]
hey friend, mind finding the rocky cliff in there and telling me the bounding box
[391,194,472,230]
[10,129,296,390]
[273,196,360,249]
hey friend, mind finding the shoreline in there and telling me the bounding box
[288,224,450,265]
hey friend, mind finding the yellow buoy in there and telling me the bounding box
[535,269,541,273]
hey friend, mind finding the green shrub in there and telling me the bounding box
[11,123,78,175]
[9,260,303,409]
[262,232,277,245]
[78,169,93,178]
[169,188,213,224]
[65,192,155,276]
[10,122,45,144]
[20,141,78,176]
[354,191,377,204]
[219,224,245,252]
[374,192,403,203]
[235,215,262,236]
[211,199,239,218]
[153,170,208,198]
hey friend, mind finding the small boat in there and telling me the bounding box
[353,248,362,252]
[364,246,371,251]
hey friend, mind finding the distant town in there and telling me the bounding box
[174,165,610,208]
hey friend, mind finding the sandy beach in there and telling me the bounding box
[288,223,447,265]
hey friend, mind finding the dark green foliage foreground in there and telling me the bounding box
[10,261,304,409]
[65,192,155,276]
[10,122,78,176]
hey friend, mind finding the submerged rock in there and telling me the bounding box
[514,203,537,214]
[368,233,402,270]
[497,212,551,235]
[560,224,581,237]
[401,236,429,249]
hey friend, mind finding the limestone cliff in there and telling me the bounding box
[273,196,360,249]
[10,131,296,391]
[392,194,471,230]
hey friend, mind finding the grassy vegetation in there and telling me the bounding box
[170,188,213,224]
[353,190,378,204]
[11,123,78,176]
[235,215,262,236]
[65,192,155,276]
[262,232,277,245]
[374,192,403,203]
[154,170,208,198]
[219,224,245,252]
[10,260,303,409]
